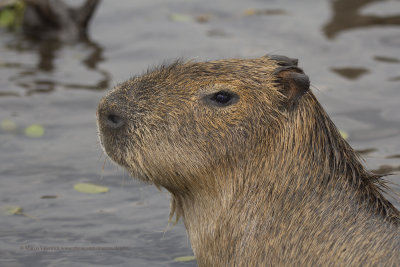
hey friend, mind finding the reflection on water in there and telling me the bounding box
[0,0,109,97]
[387,154,400,159]
[22,0,100,42]
[339,109,400,140]
[1,36,110,96]
[373,55,400,63]
[372,165,400,175]
[355,148,377,155]
[331,67,369,80]
[323,0,400,39]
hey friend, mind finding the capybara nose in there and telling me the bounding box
[106,112,124,129]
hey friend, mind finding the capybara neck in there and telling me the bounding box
[172,91,399,266]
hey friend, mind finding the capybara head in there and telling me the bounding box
[97,55,400,265]
[97,56,310,194]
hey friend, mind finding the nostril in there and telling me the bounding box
[108,114,120,124]
[106,113,124,128]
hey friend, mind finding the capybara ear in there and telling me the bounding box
[267,55,299,67]
[273,66,310,108]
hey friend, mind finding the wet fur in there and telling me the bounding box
[97,56,400,266]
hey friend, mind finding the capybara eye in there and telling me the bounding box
[205,91,238,107]
[213,92,231,104]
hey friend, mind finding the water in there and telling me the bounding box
[1,0,399,266]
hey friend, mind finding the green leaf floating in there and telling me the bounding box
[0,9,15,27]
[74,183,109,194]
[1,119,17,132]
[4,205,37,219]
[0,0,25,28]
[24,124,45,138]
[173,256,196,262]
[168,13,192,22]
[5,206,23,215]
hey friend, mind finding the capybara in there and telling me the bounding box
[97,55,400,266]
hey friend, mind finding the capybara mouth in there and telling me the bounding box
[97,126,128,168]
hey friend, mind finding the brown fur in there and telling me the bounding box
[97,56,400,266]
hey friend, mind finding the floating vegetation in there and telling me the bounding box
[243,9,287,16]
[24,124,45,138]
[173,255,196,262]
[4,205,37,219]
[196,14,211,23]
[1,119,17,132]
[74,183,109,194]
[5,205,23,215]
[168,13,192,22]
[0,0,25,29]
[40,195,58,199]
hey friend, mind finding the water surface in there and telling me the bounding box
[1,0,399,266]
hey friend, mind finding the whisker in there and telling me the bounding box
[310,83,320,91]
[100,157,107,180]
